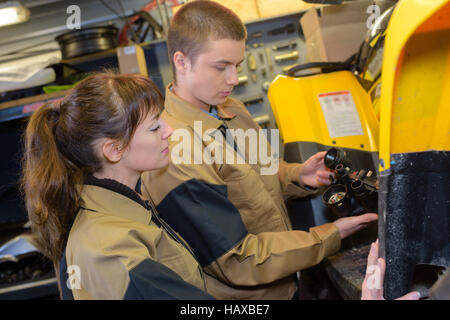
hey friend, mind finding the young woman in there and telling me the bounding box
[22,72,213,300]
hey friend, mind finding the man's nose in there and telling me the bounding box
[227,68,239,86]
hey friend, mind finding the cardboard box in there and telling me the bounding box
[257,0,319,19]
[117,44,148,76]
[214,0,261,22]
[172,0,320,23]
[300,0,394,63]
[172,0,260,23]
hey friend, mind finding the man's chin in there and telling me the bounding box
[199,95,228,108]
[213,96,228,105]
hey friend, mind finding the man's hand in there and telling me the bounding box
[299,151,335,188]
[333,213,378,239]
[361,239,421,300]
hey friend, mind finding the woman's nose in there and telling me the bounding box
[162,119,173,139]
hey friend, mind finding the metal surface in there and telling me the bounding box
[379,151,450,299]
[274,50,299,63]
[0,0,157,56]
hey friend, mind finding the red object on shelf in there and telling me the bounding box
[119,0,179,45]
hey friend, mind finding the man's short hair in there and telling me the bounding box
[168,0,247,78]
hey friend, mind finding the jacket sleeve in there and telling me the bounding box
[62,218,213,300]
[207,224,340,286]
[124,258,214,300]
[141,167,341,287]
[278,160,320,200]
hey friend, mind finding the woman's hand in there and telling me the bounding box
[361,239,421,300]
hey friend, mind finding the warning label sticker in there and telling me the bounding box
[318,91,364,138]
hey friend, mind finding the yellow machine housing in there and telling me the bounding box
[268,70,379,153]
[378,0,450,171]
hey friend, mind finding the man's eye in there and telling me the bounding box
[216,66,226,71]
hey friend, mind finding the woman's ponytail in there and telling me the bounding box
[22,101,82,263]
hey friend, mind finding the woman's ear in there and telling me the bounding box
[102,139,123,163]
[173,51,190,76]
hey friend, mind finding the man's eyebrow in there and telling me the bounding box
[214,59,245,65]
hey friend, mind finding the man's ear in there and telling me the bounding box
[102,139,123,163]
[173,51,190,76]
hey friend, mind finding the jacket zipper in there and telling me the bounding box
[145,199,207,291]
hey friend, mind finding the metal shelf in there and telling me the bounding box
[0,90,70,123]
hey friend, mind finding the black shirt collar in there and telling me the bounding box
[84,174,148,210]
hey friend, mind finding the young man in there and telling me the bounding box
[140,0,377,299]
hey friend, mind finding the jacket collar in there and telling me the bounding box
[79,176,151,225]
[164,83,237,132]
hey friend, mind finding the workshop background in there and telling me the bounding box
[0,0,448,300]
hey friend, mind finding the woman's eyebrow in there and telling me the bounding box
[150,108,163,120]
[144,111,161,129]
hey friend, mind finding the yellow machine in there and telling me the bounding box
[268,0,450,299]
[377,0,450,300]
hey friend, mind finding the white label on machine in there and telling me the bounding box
[318,91,364,138]
[124,46,136,55]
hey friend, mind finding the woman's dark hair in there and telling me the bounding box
[21,72,164,263]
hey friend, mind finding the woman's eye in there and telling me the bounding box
[150,125,160,132]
